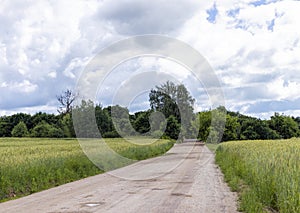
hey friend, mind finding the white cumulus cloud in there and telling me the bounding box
[0,0,299,118]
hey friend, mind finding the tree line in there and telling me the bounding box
[197,108,300,142]
[1,82,299,142]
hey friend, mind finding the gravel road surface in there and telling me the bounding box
[0,142,238,213]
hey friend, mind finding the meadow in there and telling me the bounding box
[216,138,300,213]
[0,137,174,202]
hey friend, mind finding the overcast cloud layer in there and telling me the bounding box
[0,0,300,119]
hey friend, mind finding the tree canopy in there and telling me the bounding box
[1,83,299,141]
[149,81,196,139]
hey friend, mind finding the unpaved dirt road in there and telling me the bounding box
[0,142,238,213]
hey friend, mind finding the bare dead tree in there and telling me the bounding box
[57,89,78,115]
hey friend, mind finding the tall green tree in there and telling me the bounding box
[164,115,180,139]
[0,113,32,136]
[293,116,300,130]
[239,117,280,140]
[0,118,12,137]
[207,107,227,143]
[101,106,119,138]
[11,121,29,137]
[72,100,98,138]
[223,114,240,141]
[9,113,32,130]
[60,113,76,138]
[31,121,63,138]
[133,110,151,134]
[95,104,113,136]
[196,107,238,142]
[31,112,59,129]
[149,81,195,139]
[111,105,135,136]
[269,113,300,139]
[196,110,211,141]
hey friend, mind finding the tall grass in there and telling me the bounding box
[216,138,300,213]
[0,138,174,202]
[205,143,219,152]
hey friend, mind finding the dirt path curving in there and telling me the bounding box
[0,142,238,213]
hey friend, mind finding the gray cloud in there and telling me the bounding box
[96,0,200,35]
[238,86,270,100]
[246,98,300,113]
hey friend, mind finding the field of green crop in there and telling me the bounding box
[216,138,300,213]
[0,137,174,202]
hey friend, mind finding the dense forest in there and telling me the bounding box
[1,82,299,142]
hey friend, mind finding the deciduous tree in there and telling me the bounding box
[11,121,29,137]
[57,89,77,115]
[149,81,195,139]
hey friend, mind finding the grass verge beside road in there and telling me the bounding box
[205,143,219,152]
[0,138,174,202]
[215,138,300,213]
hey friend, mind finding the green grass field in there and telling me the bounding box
[0,137,174,202]
[216,138,300,213]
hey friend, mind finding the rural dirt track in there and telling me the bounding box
[0,142,238,213]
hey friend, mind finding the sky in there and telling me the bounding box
[0,0,300,119]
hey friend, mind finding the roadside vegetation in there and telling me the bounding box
[0,137,174,202]
[205,143,219,152]
[216,138,300,213]
[1,81,300,208]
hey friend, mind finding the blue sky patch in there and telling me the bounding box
[267,19,275,31]
[250,0,279,7]
[267,10,284,31]
[206,3,218,23]
[234,19,248,30]
[227,8,240,18]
